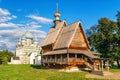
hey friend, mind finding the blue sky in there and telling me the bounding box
[0,0,120,52]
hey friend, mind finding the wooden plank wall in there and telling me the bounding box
[42,44,53,53]
[69,26,88,50]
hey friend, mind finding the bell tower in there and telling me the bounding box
[53,3,61,27]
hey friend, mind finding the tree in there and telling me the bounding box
[0,50,14,65]
[86,17,120,68]
[114,11,120,68]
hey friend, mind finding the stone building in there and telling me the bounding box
[11,30,41,64]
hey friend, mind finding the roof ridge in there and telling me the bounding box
[66,20,81,26]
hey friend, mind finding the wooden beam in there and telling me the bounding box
[67,53,69,63]
[82,55,83,60]
[61,54,62,62]
[93,60,95,71]
[50,55,52,63]
[101,60,103,71]
[99,60,101,71]
[46,56,47,62]
[75,54,77,61]
[107,60,109,71]
[55,55,57,63]
[69,45,88,50]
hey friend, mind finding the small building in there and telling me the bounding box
[11,30,41,65]
[41,8,102,71]
[11,56,21,64]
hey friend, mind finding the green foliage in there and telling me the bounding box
[0,50,14,65]
[86,12,120,68]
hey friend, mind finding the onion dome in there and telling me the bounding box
[21,30,33,40]
[53,4,61,27]
[54,11,60,20]
[21,35,26,40]
[24,31,33,39]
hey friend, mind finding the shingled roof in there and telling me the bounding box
[42,49,99,59]
[42,20,90,50]
[53,21,80,49]
[42,21,66,46]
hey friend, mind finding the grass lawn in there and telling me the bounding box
[0,64,119,80]
[110,68,120,72]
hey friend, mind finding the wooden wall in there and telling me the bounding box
[69,26,88,50]
[42,44,53,53]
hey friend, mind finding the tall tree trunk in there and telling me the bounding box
[116,58,120,69]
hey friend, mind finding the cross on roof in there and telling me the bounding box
[56,3,58,12]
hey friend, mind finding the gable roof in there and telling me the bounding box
[53,21,90,50]
[53,21,80,49]
[42,21,66,46]
[79,23,90,49]
[42,20,90,50]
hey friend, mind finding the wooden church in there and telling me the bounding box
[41,7,102,71]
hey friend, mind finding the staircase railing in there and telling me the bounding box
[84,60,93,70]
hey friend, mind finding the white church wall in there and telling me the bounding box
[29,52,37,64]
[16,48,23,56]
[13,30,42,64]
[11,57,21,64]
[11,60,21,64]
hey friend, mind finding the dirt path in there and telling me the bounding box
[86,72,120,79]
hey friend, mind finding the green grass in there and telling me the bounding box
[110,68,120,72]
[0,64,118,80]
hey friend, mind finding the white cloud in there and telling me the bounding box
[0,35,2,38]
[0,8,17,23]
[12,15,17,18]
[0,8,49,52]
[0,27,47,52]
[0,16,12,23]
[30,25,42,29]
[27,15,53,23]
[0,8,10,16]
[25,21,42,29]
[0,22,22,28]
[30,29,46,38]
[0,42,8,50]
[0,29,25,38]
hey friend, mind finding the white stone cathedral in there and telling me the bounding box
[11,30,41,64]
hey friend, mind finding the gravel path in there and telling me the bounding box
[86,72,120,79]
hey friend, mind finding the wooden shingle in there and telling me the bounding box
[42,21,66,46]
[53,21,79,49]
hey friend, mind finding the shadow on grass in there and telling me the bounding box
[30,65,42,69]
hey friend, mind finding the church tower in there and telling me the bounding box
[53,4,61,27]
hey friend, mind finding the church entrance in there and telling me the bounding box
[29,52,37,64]
[33,59,35,64]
